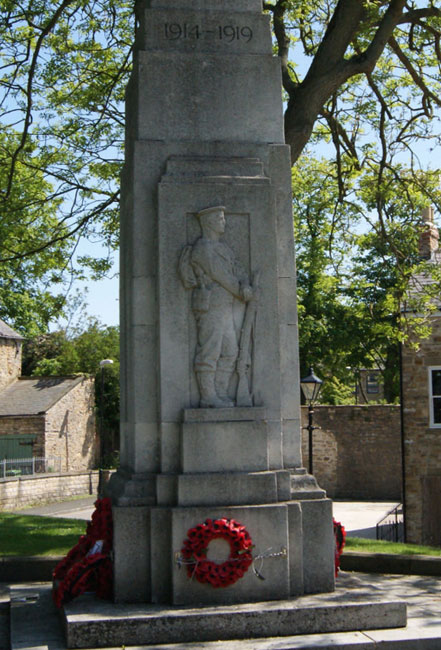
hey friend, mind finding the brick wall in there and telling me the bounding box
[0,470,99,510]
[301,405,402,500]
[44,376,97,472]
[402,316,441,545]
[0,339,22,392]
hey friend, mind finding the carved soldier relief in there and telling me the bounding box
[179,206,259,408]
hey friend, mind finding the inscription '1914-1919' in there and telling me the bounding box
[164,23,253,43]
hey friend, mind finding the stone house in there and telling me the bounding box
[401,207,441,546]
[0,320,97,473]
[354,368,384,404]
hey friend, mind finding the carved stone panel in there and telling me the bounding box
[157,155,281,423]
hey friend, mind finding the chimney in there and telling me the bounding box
[418,206,439,260]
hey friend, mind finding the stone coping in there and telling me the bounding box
[0,556,61,582]
[0,469,98,483]
[2,551,441,584]
[341,550,441,576]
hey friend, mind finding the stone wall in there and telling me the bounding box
[301,405,402,500]
[0,470,99,510]
[44,376,97,472]
[0,339,22,392]
[402,316,441,545]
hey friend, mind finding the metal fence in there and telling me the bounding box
[0,456,62,478]
[376,503,404,542]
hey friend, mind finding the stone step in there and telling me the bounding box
[7,581,441,650]
[98,621,441,649]
[9,584,61,650]
[98,621,441,650]
[63,597,406,648]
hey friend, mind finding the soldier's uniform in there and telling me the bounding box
[178,205,252,407]
[191,237,247,375]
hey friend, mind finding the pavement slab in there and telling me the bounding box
[8,571,441,650]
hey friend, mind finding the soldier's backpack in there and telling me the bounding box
[178,245,197,289]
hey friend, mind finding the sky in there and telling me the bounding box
[83,261,119,327]
[51,239,120,331]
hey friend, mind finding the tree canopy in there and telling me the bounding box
[0,0,131,332]
[273,1,441,400]
[1,1,441,400]
[267,1,441,165]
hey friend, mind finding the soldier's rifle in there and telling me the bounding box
[236,271,260,407]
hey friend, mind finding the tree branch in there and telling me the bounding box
[0,192,119,264]
[346,0,407,75]
[3,0,78,199]
[388,35,441,113]
[319,106,361,170]
[265,1,297,94]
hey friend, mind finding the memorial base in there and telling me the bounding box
[109,409,336,604]
[63,594,407,649]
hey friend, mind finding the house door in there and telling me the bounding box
[0,434,36,460]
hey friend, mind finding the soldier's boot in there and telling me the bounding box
[216,370,234,407]
[197,372,231,408]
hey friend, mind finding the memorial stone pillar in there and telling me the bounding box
[108,0,335,605]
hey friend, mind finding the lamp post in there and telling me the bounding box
[346,365,359,404]
[99,359,114,466]
[300,367,323,475]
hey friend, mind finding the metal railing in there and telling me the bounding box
[376,503,404,542]
[0,456,62,478]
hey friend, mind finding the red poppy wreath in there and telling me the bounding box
[180,518,253,588]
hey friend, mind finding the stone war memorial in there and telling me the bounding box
[111,0,334,604]
[63,1,407,646]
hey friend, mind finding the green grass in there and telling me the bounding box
[2,513,441,559]
[0,513,86,557]
[346,536,441,556]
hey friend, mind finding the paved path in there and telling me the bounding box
[13,496,97,521]
[332,500,399,539]
[13,497,400,539]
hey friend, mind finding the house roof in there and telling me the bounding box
[0,376,85,416]
[0,319,24,341]
[403,252,441,312]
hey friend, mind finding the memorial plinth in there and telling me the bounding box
[108,0,335,607]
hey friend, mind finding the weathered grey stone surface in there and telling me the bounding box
[171,504,290,605]
[127,52,284,143]
[178,205,256,409]
[64,598,407,648]
[177,471,278,506]
[139,9,273,55]
[182,420,269,473]
[145,0,263,11]
[301,498,335,594]
[108,0,333,609]
[184,406,266,422]
[157,157,281,422]
[112,506,151,602]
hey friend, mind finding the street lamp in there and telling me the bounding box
[346,365,359,404]
[300,367,323,475]
[99,359,114,466]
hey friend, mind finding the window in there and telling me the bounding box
[429,367,441,427]
[366,374,380,394]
